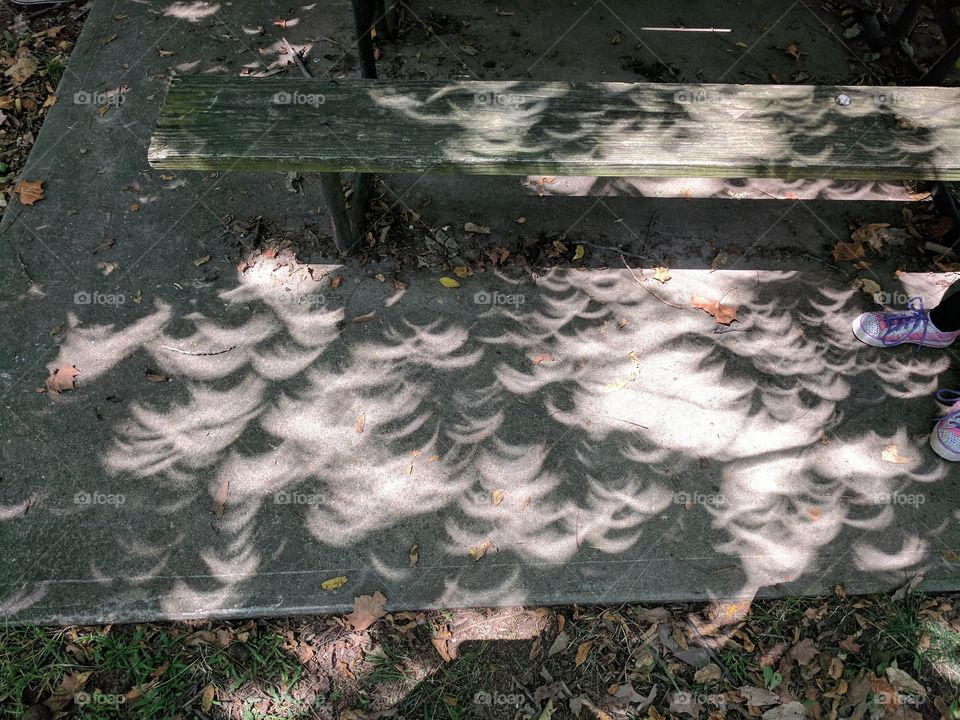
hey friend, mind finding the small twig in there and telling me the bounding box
[620,253,687,310]
[575,510,581,549]
[161,345,236,356]
[608,416,650,430]
[283,37,312,78]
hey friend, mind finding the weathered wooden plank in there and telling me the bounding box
[148,78,960,181]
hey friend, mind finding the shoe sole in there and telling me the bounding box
[851,317,955,348]
[930,430,960,462]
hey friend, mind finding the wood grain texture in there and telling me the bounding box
[148,77,960,181]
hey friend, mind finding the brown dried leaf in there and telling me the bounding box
[832,240,865,262]
[574,640,592,668]
[691,296,738,325]
[16,179,45,205]
[346,590,387,632]
[45,364,79,393]
[211,477,229,517]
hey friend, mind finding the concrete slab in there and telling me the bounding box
[1,0,959,624]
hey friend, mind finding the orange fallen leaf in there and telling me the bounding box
[784,42,801,60]
[691,296,738,325]
[346,590,387,632]
[45,364,79,393]
[16,179,45,205]
[881,443,910,464]
[575,640,592,668]
[531,353,554,365]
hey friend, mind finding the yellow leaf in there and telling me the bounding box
[573,244,585,261]
[492,489,504,506]
[322,575,348,590]
[201,684,215,713]
[439,277,460,288]
[603,380,628,393]
[652,267,671,283]
[469,539,495,561]
[575,640,592,668]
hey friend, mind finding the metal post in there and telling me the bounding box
[319,173,358,255]
[352,0,378,79]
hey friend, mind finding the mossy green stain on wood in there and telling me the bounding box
[148,77,960,181]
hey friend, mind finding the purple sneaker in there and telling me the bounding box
[852,297,959,348]
[931,389,960,462]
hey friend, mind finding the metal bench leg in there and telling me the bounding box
[353,0,378,79]
[320,172,358,255]
[853,0,925,48]
[375,0,399,41]
[319,172,372,255]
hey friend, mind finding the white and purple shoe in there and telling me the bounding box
[931,389,960,462]
[852,297,960,349]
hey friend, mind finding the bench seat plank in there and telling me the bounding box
[148,78,960,181]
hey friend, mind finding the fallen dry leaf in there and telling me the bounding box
[45,364,79,393]
[575,640,592,668]
[355,413,366,433]
[652,267,672,283]
[193,255,211,267]
[464,222,491,235]
[784,42,801,60]
[832,240,865,262]
[573,244,585,261]
[431,636,453,662]
[491,488,504,506]
[211,477,229,517]
[5,53,38,86]
[321,575,349,591]
[44,670,92,712]
[531,353,554,365]
[330,275,343,289]
[347,591,387,632]
[200,684,215,713]
[439,277,460,288]
[710,251,729,272]
[881,443,910,464]
[16,179,45,205]
[469,539,496,561]
[409,544,419,568]
[691,296,738,325]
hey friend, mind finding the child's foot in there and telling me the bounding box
[852,297,960,348]
[931,390,960,462]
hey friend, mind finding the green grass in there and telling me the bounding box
[0,624,304,719]
[398,644,491,720]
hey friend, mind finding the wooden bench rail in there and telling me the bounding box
[148,78,960,253]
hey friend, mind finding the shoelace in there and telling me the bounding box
[934,389,960,429]
[881,296,928,349]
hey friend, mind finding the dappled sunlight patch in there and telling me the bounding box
[162,2,220,22]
